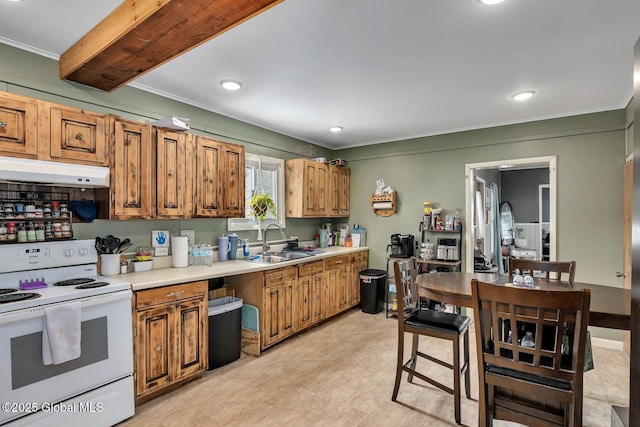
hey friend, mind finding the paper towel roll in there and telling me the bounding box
[373,202,393,210]
[171,235,189,268]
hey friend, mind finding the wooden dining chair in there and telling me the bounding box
[509,258,576,282]
[392,259,471,424]
[471,279,591,427]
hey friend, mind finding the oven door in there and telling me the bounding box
[0,290,133,425]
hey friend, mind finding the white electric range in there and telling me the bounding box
[0,240,134,426]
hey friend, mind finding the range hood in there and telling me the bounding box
[0,156,110,188]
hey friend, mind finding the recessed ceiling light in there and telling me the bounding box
[511,90,536,101]
[478,0,505,5]
[329,126,343,133]
[220,79,242,91]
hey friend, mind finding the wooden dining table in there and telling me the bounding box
[416,272,631,330]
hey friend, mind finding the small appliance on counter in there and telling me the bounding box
[388,233,414,258]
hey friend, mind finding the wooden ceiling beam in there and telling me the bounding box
[59,0,283,92]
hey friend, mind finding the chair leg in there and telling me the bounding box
[463,330,471,399]
[392,330,405,401]
[407,333,419,383]
[453,335,461,425]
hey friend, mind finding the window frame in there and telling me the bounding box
[227,153,286,232]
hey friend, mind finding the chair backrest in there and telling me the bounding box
[509,258,576,282]
[393,259,418,320]
[471,279,591,425]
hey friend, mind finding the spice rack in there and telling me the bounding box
[0,190,74,244]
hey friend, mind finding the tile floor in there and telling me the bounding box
[122,308,630,427]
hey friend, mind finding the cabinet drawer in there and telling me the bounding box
[298,260,324,276]
[325,254,350,269]
[351,251,368,263]
[264,266,297,286]
[135,281,207,309]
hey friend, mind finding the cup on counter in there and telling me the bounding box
[218,236,230,262]
[228,234,238,260]
[100,254,121,276]
[171,235,189,268]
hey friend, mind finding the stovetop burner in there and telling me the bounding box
[76,282,109,289]
[53,278,96,287]
[0,288,18,295]
[0,292,40,304]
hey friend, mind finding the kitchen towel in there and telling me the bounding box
[171,235,189,268]
[42,301,81,365]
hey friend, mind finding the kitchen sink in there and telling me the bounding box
[246,250,313,264]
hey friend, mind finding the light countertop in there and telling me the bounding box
[119,246,369,291]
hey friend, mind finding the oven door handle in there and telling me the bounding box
[0,290,132,323]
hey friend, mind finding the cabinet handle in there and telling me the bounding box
[616,272,626,278]
[0,121,6,128]
[166,290,185,298]
[131,166,137,176]
[189,334,194,342]
[155,345,161,352]
[336,260,343,264]
[168,171,174,177]
[75,133,83,141]
[310,267,315,271]
[278,274,284,280]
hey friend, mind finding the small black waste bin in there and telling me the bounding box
[360,269,387,314]
[208,296,243,370]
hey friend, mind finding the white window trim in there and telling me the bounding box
[228,153,286,232]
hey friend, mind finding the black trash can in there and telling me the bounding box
[207,296,243,370]
[360,269,387,314]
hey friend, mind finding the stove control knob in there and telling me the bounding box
[63,248,75,258]
[78,247,89,257]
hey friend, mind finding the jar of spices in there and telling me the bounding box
[36,222,45,241]
[4,203,14,218]
[43,203,52,218]
[120,262,129,274]
[15,203,25,219]
[34,204,44,219]
[17,223,27,243]
[59,204,69,218]
[0,222,6,241]
[61,221,72,238]
[51,201,61,218]
[52,222,62,238]
[25,203,36,219]
[44,222,53,239]
[6,222,16,241]
[26,222,36,242]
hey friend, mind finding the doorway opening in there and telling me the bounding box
[464,156,557,272]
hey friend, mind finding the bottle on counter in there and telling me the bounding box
[17,223,27,243]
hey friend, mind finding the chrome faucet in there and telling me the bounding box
[262,222,287,254]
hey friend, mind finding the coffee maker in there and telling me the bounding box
[388,233,414,258]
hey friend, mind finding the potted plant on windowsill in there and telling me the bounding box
[249,193,277,240]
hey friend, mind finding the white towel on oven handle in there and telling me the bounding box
[42,302,82,365]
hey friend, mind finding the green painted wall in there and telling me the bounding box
[1,44,631,340]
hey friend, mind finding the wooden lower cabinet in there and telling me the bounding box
[227,251,368,353]
[325,254,350,317]
[263,267,297,348]
[133,281,207,405]
[350,250,368,306]
[297,260,325,330]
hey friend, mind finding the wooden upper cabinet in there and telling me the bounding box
[338,167,350,217]
[285,158,330,218]
[0,91,38,158]
[194,136,245,218]
[194,136,221,217]
[329,166,340,216]
[156,129,192,218]
[41,102,108,166]
[110,118,153,219]
[219,142,245,218]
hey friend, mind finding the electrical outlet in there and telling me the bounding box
[180,229,195,246]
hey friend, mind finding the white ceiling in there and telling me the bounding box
[1,0,639,149]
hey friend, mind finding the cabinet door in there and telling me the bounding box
[302,161,317,216]
[156,128,189,218]
[338,167,350,216]
[194,136,220,217]
[311,272,325,324]
[337,265,349,311]
[135,305,172,398]
[0,92,38,158]
[263,268,297,348]
[175,297,207,378]
[47,103,108,166]
[325,268,340,317]
[350,251,368,306]
[219,142,245,217]
[315,163,329,216]
[297,275,313,331]
[329,166,340,216]
[112,118,153,219]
